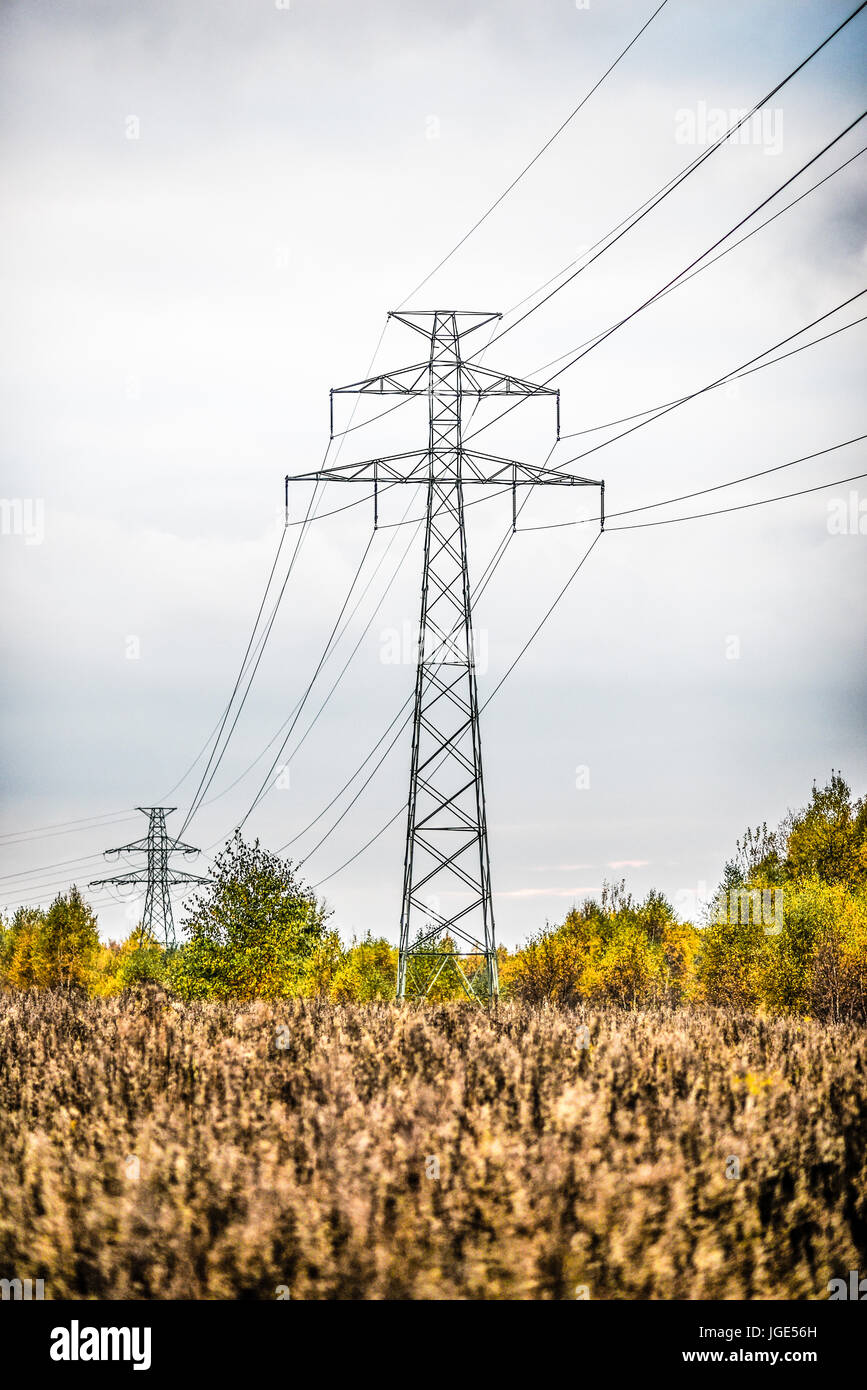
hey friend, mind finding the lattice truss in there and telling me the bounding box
[288,310,602,999]
[91,806,210,949]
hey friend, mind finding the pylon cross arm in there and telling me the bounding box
[331,360,557,400]
[388,309,502,343]
[286,451,600,488]
[103,837,150,856]
[89,873,148,887]
[168,839,206,857]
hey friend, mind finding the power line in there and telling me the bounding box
[272,507,520,858]
[311,802,407,891]
[378,96,867,485]
[524,435,867,532]
[463,116,867,449]
[330,394,420,439]
[12,7,863,895]
[0,852,108,885]
[3,504,352,856]
[305,447,866,887]
[556,311,867,441]
[533,138,867,383]
[505,134,866,371]
[34,7,864,921]
[0,889,125,912]
[297,712,413,868]
[239,279,866,861]
[278,695,415,855]
[268,11,867,619]
[309,529,602,890]
[163,522,292,812]
[0,811,137,848]
[474,4,867,359]
[368,295,866,533]
[170,318,396,836]
[235,528,379,828]
[481,531,603,711]
[14,309,857,887]
[396,0,670,305]
[9,458,861,909]
[0,872,125,905]
[554,289,867,470]
[177,479,325,835]
[18,436,856,898]
[280,453,560,866]
[285,484,393,524]
[202,492,424,813]
[607,468,867,530]
[272,509,420,770]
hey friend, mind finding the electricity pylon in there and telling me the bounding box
[288,310,602,1001]
[90,806,210,948]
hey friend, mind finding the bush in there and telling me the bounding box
[0,892,98,991]
[330,933,397,1002]
[506,884,700,1009]
[173,832,329,1000]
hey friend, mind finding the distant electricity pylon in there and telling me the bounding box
[90,807,210,948]
[288,310,602,1001]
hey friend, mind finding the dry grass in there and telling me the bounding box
[1,988,865,1299]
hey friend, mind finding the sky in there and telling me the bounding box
[1,0,865,948]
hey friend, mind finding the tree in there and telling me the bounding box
[701,773,867,1017]
[330,933,397,1002]
[38,887,100,989]
[173,831,328,999]
[1,906,46,989]
[785,771,867,887]
[506,886,699,1008]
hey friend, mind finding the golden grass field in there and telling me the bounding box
[1,988,865,1299]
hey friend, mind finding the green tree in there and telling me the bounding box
[701,773,867,1017]
[505,885,699,1008]
[38,887,100,988]
[1,907,46,989]
[330,933,397,1002]
[174,831,328,999]
[785,771,867,887]
[118,932,168,989]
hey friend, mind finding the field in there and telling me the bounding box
[1,988,865,1300]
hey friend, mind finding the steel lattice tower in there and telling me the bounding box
[288,310,602,1000]
[90,806,210,948]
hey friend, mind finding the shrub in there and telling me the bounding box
[173,832,328,1000]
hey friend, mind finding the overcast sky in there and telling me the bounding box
[1,0,865,947]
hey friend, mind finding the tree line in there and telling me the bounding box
[2,772,865,1020]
